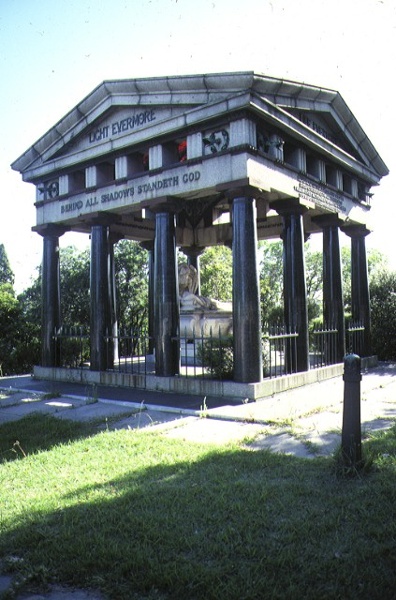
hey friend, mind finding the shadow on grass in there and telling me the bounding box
[1,419,396,599]
[0,413,96,464]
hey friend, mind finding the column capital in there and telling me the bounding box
[181,245,205,259]
[270,198,308,217]
[141,196,180,214]
[216,178,268,201]
[89,212,119,227]
[341,223,371,239]
[33,223,69,238]
[312,214,345,229]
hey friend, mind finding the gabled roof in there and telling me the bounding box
[11,71,389,180]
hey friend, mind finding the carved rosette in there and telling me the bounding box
[203,129,230,155]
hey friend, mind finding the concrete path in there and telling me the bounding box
[1,363,396,460]
[1,363,396,599]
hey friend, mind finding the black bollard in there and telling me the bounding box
[341,354,362,465]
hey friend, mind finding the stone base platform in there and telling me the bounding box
[34,356,377,402]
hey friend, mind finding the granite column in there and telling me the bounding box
[272,200,309,372]
[314,214,345,362]
[232,196,262,383]
[90,223,113,371]
[342,225,372,356]
[154,210,180,376]
[39,226,66,367]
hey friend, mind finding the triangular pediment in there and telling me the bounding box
[12,71,388,181]
[50,104,197,161]
[281,108,358,157]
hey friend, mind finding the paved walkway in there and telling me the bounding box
[1,363,396,458]
[1,363,396,599]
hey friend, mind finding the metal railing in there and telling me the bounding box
[54,326,90,368]
[264,325,298,378]
[105,328,152,376]
[177,327,233,380]
[52,321,366,381]
[346,321,365,356]
[310,325,339,368]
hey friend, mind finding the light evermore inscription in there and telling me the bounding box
[296,177,346,213]
[60,170,201,214]
[88,109,156,143]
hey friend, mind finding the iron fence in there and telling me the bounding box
[52,321,366,380]
[346,322,365,356]
[264,325,298,378]
[54,326,90,368]
[310,325,339,368]
[177,327,233,380]
[105,328,152,375]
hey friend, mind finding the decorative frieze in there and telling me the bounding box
[203,128,230,155]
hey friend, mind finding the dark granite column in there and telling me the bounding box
[232,196,262,383]
[141,240,155,355]
[90,223,112,371]
[182,245,204,296]
[342,225,371,356]
[109,233,122,365]
[154,211,179,376]
[271,200,309,372]
[39,226,66,367]
[313,214,345,362]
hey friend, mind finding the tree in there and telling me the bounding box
[370,269,396,360]
[114,240,149,331]
[16,267,42,372]
[259,240,283,326]
[0,244,14,287]
[200,245,232,301]
[60,246,90,326]
[304,246,322,321]
[341,246,388,314]
[0,283,21,375]
[259,240,323,325]
[0,245,34,375]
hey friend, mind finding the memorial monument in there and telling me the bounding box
[11,71,388,398]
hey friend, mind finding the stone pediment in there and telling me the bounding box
[49,105,194,161]
[12,71,388,181]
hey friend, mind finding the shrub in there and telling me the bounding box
[198,337,234,380]
[370,270,396,360]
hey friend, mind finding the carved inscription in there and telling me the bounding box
[296,177,346,213]
[88,109,156,143]
[59,170,201,215]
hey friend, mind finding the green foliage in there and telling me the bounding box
[115,240,149,330]
[260,240,323,326]
[198,336,234,379]
[200,245,232,301]
[304,245,322,321]
[0,283,21,375]
[370,269,396,360]
[9,241,149,374]
[16,269,42,372]
[259,240,283,325]
[341,246,387,313]
[0,243,14,286]
[60,246,90,326]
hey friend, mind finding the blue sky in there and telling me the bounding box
[1,0,395,291]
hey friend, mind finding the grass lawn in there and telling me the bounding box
[1,413,396,599]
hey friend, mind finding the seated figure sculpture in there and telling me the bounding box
[179,263,217,310]
[178,263,232,338]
